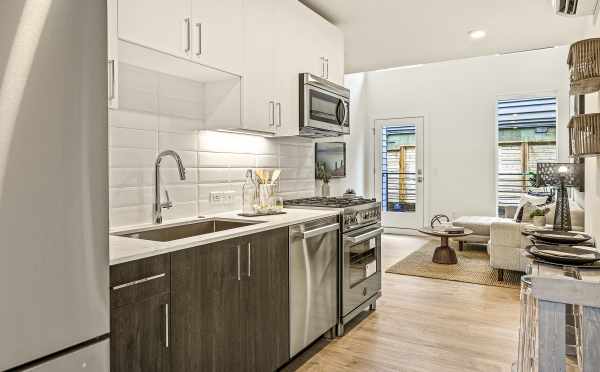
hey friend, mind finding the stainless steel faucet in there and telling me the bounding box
[153,150,186,224]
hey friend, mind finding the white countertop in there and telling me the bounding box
[109,208,339,266]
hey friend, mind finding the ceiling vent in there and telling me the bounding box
[553,0,600,16]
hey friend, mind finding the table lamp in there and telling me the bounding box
[536,163,583,231]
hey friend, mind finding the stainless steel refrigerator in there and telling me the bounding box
[0,0,109,370]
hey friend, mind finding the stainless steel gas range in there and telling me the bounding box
[284,197,382,336]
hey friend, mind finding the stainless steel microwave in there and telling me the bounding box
[299,73,350,138]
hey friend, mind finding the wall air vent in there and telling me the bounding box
[553,0,600,16]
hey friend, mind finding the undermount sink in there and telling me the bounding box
[113,218,262,242]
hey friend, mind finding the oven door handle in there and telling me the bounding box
[302,223,340,239]
[344,227,384,244]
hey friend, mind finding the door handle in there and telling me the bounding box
[184,18,191,53]
[276,102,282,127]
[301,223,339,239]
[344,227,384,244]
[195,23,202,55]
[108,59,115,100]
[164,303,169,348]
[269,101,275,126]
[237,244,241,281]
[247,242,251,277]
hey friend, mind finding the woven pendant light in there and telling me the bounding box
[568,38,600,95]
[568,114,600,156]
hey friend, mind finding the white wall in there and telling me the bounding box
[345,47,572,222]
[582,20,600,240]
[319,72,371,197]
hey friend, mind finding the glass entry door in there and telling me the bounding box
[374,117,424,229]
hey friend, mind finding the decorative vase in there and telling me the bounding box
[533,215,546,228]
[321,182,330,197]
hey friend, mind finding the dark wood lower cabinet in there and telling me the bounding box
[241,229,290,371]
[170,238,243,371]
[170,228,290,372]
[111,228,290,372]
[110,292,170,372]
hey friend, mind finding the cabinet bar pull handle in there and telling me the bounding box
[269,101,275,126]
[108,59,115,100]
[247,242,251,277]
[111,273,166,290]
[196,23,202,55]
[237,244,241,281]
[325,58,329,79]
[164,303,169,348]
[184,18,191,52]
[276,102,282,127]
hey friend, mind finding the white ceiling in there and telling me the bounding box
[299,0,590,73]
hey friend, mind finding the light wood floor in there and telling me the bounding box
[284,234,521,372]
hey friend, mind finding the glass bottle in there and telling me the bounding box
[242,169,257,215]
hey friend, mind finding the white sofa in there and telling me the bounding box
[453,203,585,281]
[488,204,585,280]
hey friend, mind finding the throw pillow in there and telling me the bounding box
[519,194,548,207]
[521,202,539,223]
[514,202,529,222]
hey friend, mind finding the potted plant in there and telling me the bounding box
[316,162,331,197]
[529,207,550,227]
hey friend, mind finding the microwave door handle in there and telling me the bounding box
[302,223,339,239]
[341,100,348,125]
[335,99,343,125]
[344,227,384,244]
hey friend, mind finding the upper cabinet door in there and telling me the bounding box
[272,0,306,137]
[241,0,276,134]
[118,0,192,59]
[191,0,244,75]
[108,0,119,109]
[321,23,345,85]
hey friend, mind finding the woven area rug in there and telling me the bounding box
[386,241,522,288]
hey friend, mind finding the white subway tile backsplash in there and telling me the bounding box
[161,201,197,220]
[109,109,159,130]
[159,115,204,132]
[228,168,252,183]
[110,127,156,149]
[162,167,198,184]
[197,168,229,183]
[110,187,154,208]
[111,205,153,227]
[109,110,317,228]
[159,131,197,152]
[164,184,197,203]
[256,154,278,168]
[110,168,154,188]
[110,148,156,168]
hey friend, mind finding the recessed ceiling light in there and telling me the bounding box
[469,30,486,40]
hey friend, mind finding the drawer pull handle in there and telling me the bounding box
[112,273,166,290]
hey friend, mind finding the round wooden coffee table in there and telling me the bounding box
[418,227,473,265]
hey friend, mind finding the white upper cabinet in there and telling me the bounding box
[242,0,277,134]
[321,23,344,85]
[191,0,244,75]
[272,0,306,137]
[118,0,192,59]
[107,0,119,109]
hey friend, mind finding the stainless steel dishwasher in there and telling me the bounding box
[289,216,339,357]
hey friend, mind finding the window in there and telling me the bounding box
[496,97,557,217]
[381,126,416,212]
